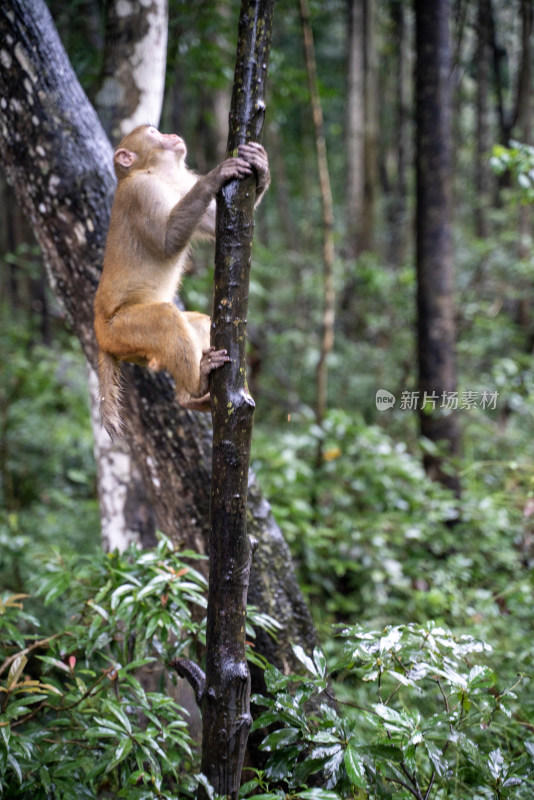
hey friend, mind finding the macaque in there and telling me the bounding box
[94,124,270,440]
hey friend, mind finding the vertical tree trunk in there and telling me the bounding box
[90,0,168,552]
[200,2,274,796]
[517,0,533,261]
[299,0,335,427]
[387,0,411,265]
[93,0,168,143]
[361,0,378,254]
[415,0,461,495]
[345,0,365,259]
[475,0,493,239]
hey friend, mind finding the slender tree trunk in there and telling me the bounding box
[387,0,411,265]
[299,0,335,428]
[517,0,533,260]
[475,0,492,239]
[361,0,378,254]
[415,0,461,495]
[345,0,365,259]
[194,6,274,795]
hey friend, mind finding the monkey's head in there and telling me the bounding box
[113,125,188,180]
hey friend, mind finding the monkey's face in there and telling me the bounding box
[145,127,187,160]
[114,126,188,179]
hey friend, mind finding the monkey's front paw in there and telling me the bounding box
[200,346,230,375]
[238,142,269,175]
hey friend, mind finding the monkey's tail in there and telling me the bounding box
[98,350,124,442]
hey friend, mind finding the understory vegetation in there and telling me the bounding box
[1,189,534,796]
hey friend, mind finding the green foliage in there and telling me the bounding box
[490,141,534,203]
[0,308,99,601]
[246,624,534,799]
[0,535,208,799]
[253,409,528,632]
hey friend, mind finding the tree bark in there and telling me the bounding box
[197,3,274,794]
[90,0,170,552]
[299,0,335,428]
[475,0,493,239]
[415,0,461,495]
[345,0,365,260]
[94,0,168,144]
[387,0,411,266]
[0,0,317,726]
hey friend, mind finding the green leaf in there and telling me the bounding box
[7,753,22,784]
[7,655,27,689]
[36,655,71,673]
[106,703,133,735]
[313,647,327,678]
[245,795,283,800]
[488,748,504,780]
[344,740,367,788]
[265,745,301,781]
[467,665,495,690]
[105,737,133,773]
[297,791,341,800]
[261,727,300,751]
[293,644,317,676]
[110,583,137,610]
[372,703,409,729]
[0,724,10,747]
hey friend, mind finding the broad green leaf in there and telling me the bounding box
[488,748,504,780]
[372,703,408,728]
[344,740,367,789]
[110,583,137,610]
[7,655,27,690]
[503,777,522,788]
[313,647,327,678]
[293,644,317,676]
[7,754,22,784]
[0,724,10,746]
[106,703,133,734]
[106,737,133,773]
[244,795,283,800]
[467,665,495,690]
[36,656,71,673]
[264,745,301,781]
[261,727,300,751]
[86,600,109,621]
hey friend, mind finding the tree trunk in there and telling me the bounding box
[299,0,335,428]
[197,1,274,795]
[475,0,493,239]
[361,0,378,254]
[517,0,533,261]
[93,0,168,144]
[415,0,461,495]
[88,0,170,552]
[345,0,365,260]
[0,0,318,728]
[387,0,411,266]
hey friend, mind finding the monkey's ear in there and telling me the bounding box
[114,148,137,170]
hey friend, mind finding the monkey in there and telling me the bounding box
[93,124,270,441]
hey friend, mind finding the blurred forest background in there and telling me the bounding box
[2,0,534,797]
